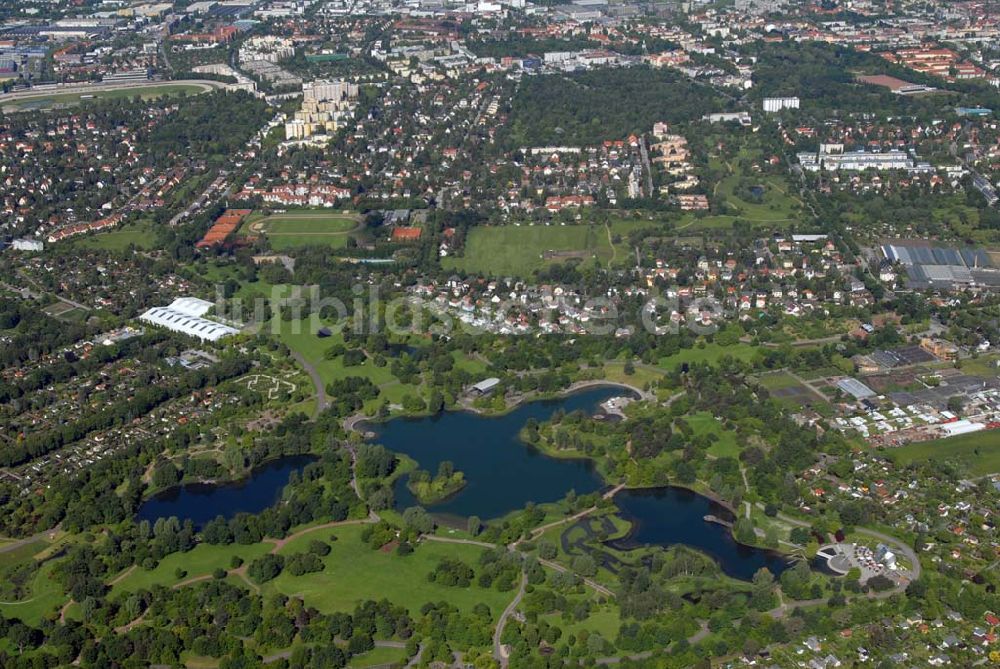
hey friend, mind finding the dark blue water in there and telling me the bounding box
[610,487,791,580]
[136,454,316,528]
[371,387,631,522]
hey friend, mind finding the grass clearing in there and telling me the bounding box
[111,543,274,595]
[0,562,67,625]
[443,221,654,277]
[348,645,408,667]
[264,524,512,617]
[600,360,664,389]
[687,411,740,459]
[0,539,51,570]
[72,221,158,251]
[540,603,620,641]
[658,343,760,370]
[755,371,801,391]
[883,429,1000,477]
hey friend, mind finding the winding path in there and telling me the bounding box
[291,350,329,417]
[423,535,615,598]
[493,572,527,667]
[522,483,627,543]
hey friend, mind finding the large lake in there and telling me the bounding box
[371,386,626,522]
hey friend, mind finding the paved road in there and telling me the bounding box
[768,511,921,610]
[0,525,61,555]
[639,136,654,197]
[2,279,90,313]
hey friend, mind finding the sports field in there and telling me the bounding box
[442,221,652,277]
[1,83,211,113]
[248,212,360,250]
[884,429,1000,477]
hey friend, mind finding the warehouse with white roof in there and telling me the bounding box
[139,297,239,342]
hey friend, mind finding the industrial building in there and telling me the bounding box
[139,297,239,342]
[882,242,1000,289]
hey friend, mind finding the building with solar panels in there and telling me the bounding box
[882,242,1000,290]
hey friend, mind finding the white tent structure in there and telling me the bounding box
[139,297,238,342]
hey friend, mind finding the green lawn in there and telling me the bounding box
[883,429,1000,477]
[269,317,421,407]
[72,221,158,251]
[0,562,67,625]
[540,603,620,640]
[348,645,407,667]
[263,524,512,618]
[687,411,740,458]
[658,343,760,370]
[711,157,802,224]
[601,361,664,388]
[0,539,50,570]
[111,543,274,595]
[1,83,211,113]
[442,221,652,277]
[755,371,800,391]
[956,355,1000,377]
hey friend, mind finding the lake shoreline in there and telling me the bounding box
[344,379,646,434]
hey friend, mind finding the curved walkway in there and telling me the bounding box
[565,380,655,403]
[521,483,626,543]
[268,518,374,554]
[423,535,615,598]
[291,350,328,417]
[493,572,527,667]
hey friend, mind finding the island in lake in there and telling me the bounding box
[406,460,466,505]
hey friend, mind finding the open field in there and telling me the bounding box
[349,645,407,667]
[269,317,422,408]
[687,411,740,458]
[442,221,653,277]
[0,562,66,625]
[883,429,1000,477]
[263,524,512,617]
[756,371,801,391]
[0,538,50,570]
[711,156,803,224]
[601,360,665,389]
[540,603,621,641]
[0,82,216,113]
[658,343,760,370]
[111,542,274,595]
[72,221,158,251]
[956,354,1000,377]
[246,211,360,250]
